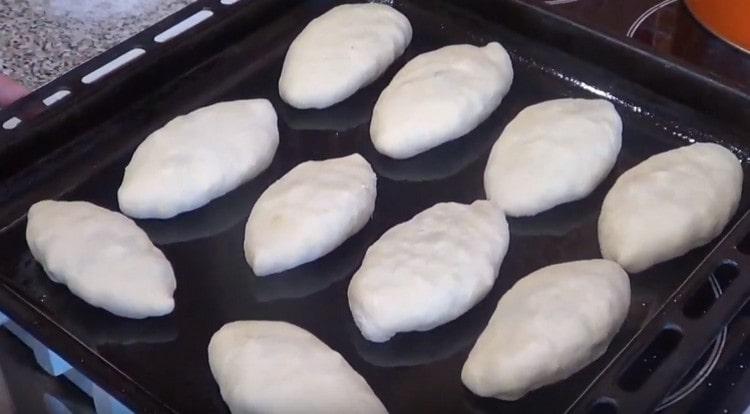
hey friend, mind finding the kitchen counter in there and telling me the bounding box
[0,0,194,90]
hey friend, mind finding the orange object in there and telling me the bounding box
[685,0,750,53]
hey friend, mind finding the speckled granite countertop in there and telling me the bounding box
[0,0,194,90]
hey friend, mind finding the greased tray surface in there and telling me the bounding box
[0,1,748,412]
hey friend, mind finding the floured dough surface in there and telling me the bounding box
[208,320,386,414]
[462,259,630,400]
[279,3,412,109]
[371,42,513,159]
[118,99,279,219]
[484,98,622,217]
[599,142,743,273]
[245,154,376,276]
[26,200,176,319]
[348,200,509,342]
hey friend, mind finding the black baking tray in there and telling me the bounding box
[1,0,750,413]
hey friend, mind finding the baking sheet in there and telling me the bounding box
[0,0,748,412]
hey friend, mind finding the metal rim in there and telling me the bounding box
[656,273,727,411]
